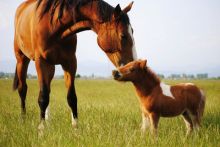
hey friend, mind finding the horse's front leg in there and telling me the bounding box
[62,58,78,128]
[35,58,55,131]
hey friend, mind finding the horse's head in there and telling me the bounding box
[61,1,136,67]
[97,2,137,67]
[112,59,147,82]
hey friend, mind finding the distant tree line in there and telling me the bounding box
[0,72,81,79]
[158,73,210,80]
[0,72,220,80]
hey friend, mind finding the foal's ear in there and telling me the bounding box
[140,59,147,69]
[123,1,134,14]
[114,4,122,18]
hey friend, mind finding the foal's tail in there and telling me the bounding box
[13,66,19,91]
[198,89,206,122]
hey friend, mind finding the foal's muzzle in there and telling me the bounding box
[112,70,121,80]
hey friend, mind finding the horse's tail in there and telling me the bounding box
[13,66,19,91]
[198,89,206,122]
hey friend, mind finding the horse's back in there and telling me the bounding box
[15,0,36,23]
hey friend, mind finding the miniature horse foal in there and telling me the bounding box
[113,60,205,136]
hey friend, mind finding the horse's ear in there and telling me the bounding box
[123,1,134,14]
[114,4,122,18]
[140,59,147,69]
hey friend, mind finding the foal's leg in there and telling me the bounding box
[141,112,150,134]
[62,58,78,128]
[13,49,30,116]
[190,110,201,130]
[182,111,193,135]
[35,58,55,129]
[149,113,160,136]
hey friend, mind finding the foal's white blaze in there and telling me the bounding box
[71,112,78,128]
[128,25,137,60]
[160,83,175,99]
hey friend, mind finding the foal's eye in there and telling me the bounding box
[130,68,135,72]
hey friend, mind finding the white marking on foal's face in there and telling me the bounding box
[128,25,137,60]
[160,83,175,99]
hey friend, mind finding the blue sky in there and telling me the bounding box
[0,0,220,77]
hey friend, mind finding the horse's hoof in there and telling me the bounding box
[38,122,45,130]
[20,109,26,121]
[38,121,46,137]
[20,114,26,123]
[72,119,78,129]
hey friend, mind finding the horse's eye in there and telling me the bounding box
[121,34,127,40]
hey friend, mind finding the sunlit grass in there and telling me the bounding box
[0,79,220,146]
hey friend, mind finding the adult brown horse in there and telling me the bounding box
[13,0,136,128]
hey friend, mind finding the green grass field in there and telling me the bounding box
[0,79,220,146]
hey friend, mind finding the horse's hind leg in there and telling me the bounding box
[62,57,78,128]
[35,58,55,130]
[13,49,30,116]
[182,111,193,135]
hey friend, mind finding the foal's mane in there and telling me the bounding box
[36,0,130,24]
[144,66,161,84]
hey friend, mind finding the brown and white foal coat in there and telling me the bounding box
[113,60,205,135]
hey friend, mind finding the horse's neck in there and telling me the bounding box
[44,0,112,36]
[133,72,160,97]
[77,0,113,32]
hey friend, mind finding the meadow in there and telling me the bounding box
[0,79,220,147]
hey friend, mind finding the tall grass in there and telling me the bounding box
[0,79,220,146]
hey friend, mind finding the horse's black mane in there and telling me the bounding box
[36,0,130,24]
[37,0,80,23]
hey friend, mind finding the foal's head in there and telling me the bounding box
[112,59,147,82]
[96,2,137,67]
